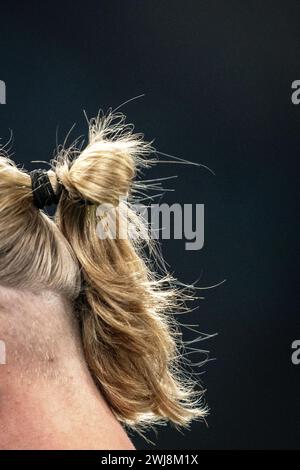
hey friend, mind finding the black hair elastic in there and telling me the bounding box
[30,169,62,209]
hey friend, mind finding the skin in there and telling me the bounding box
[0,287,135,450]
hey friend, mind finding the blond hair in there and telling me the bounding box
[0,112,206,429]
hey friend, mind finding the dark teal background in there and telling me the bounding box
[0,0,299,449]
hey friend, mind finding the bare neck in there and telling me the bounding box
[0,288,134,450]
[0,356,134,450]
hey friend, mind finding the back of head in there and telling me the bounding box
[0,112,206,429]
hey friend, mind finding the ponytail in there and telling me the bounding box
[53,112,206,427]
